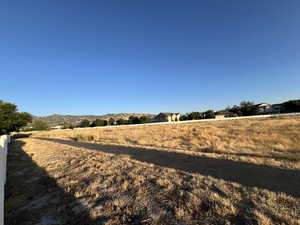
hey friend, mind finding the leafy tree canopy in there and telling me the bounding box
[116,118,127,125]
[283,100,300,112]
[187,112,202,120]
[0,101,32,135]
[239,101,257,116]
[203,110,215,119]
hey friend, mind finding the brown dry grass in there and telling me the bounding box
[35,116,300,169]
[6,116,300,225]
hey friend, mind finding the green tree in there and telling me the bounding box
[128,116,142,124]
[31,120,50,131]
[0,101,32,134]
[78,119,90,127]
[90,119,107,127]
[187,112,202,120]
[228,105,243,116]
[203,110,215,119]
[139,116,149,124]
[116,118,127,125]
[180,114,188,121]
[108,118,115,125]
[239,101,257,116]
[283,100,300,112]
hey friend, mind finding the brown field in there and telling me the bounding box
[5,116,300,225]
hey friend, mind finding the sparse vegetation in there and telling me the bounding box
[7,116,300,224]
[61,122,75,129]
[78,119,91,127]
[34,116,300,169]
[31,120,50,131]
[90,119,107,127]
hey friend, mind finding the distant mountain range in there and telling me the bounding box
[33,113,155,126]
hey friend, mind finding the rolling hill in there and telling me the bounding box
[33,113,155,126]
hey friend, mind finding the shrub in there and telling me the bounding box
[108,118,115,125]
[180,114,188,121]
[239,101,257,116]
[203,110,215,119]
[187,112,202,120]
[31,120,50,131]
[61,123,75,129]
[116,119,127,125]
[78,119,91,127]
[128,116,142,124]
[228,105,243,116]
[90,119,107,127]
[139,116,149,124]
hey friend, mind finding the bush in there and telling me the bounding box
[116,119,127,125]
[228,105,243,116]
[31,120,50,131]
[90,119,107,127]
[239,101,257,116]
[61,123,75,129]
[187,112,202,120]
[139,116,149,124]
[108,118,115,125]
[128,116,142,124]
[0,101,32,134]
[203,110,215,119]
[78,119,91,128]
[180,114,188,121]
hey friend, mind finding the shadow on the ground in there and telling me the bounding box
[200,148,300,162]
[36,137,300,198]
[115,138,300,163]
[5,140,103,225]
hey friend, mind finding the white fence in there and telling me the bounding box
[0,135,10,225]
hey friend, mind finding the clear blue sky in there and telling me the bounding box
[1,0,299,116]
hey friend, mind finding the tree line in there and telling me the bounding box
[1,99,300,134]
[180,110,215,120]
[62,115,150,129]
[178,101,259,121]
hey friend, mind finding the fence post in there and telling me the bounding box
[0,135,9,225]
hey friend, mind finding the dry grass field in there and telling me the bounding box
[5,116,300,225]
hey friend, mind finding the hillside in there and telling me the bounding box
[33,113,155,126]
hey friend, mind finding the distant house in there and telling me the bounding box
[254,103,285,114]
[254,103,272,114]
[153,113,181,122]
